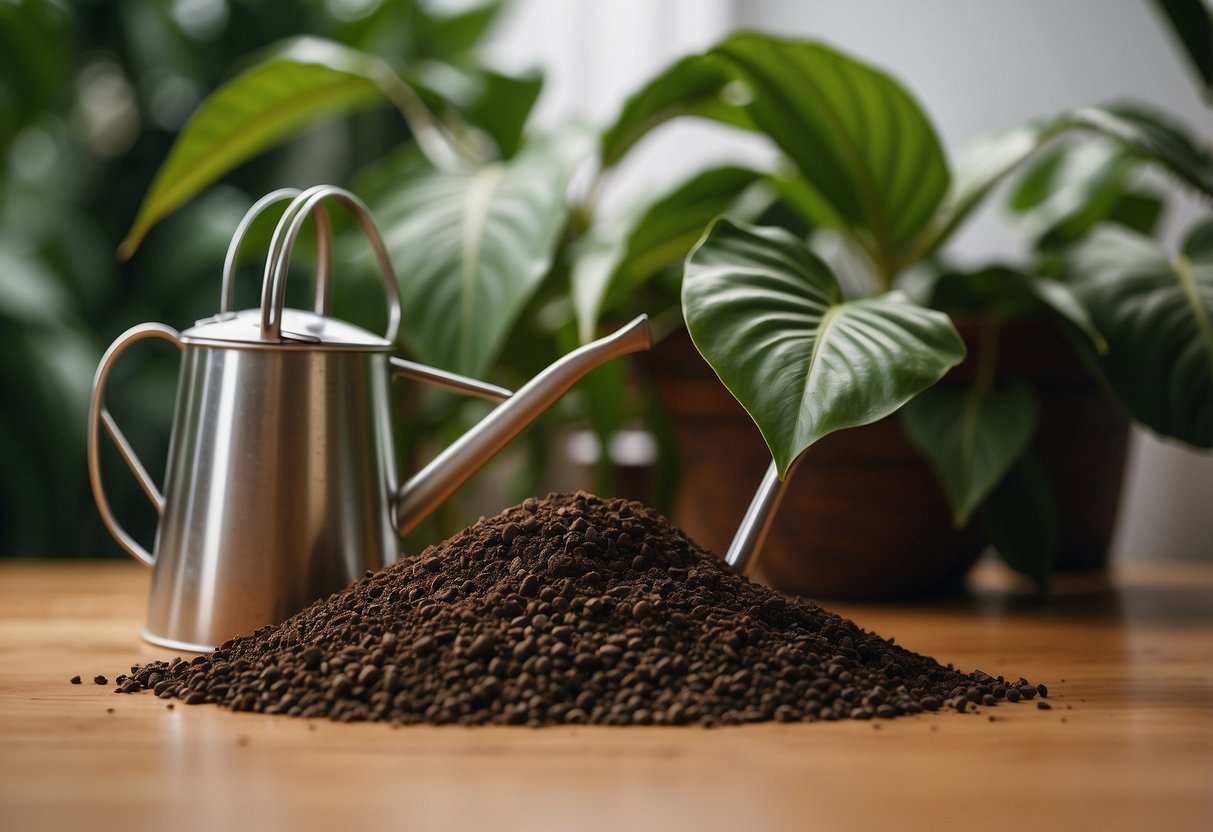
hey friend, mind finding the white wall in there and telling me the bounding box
[482,0,1213,561]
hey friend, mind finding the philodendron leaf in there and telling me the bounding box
[979,449,1057,592]
[599,53,754,169]
[571,166,762,342]
[120,38,446,258]
[1066,225,1213,447]
[901,380,1038,525]
[713,34,950,276]
[683,220,965,478]
[373,125,593,377]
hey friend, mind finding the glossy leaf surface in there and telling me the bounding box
[683,220,965,477]
[1066,226,1213,447]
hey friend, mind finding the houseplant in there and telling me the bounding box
[660,37,1213,593]
[118,29,1212,591]
[1,0,519,557]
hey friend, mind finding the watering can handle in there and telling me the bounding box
[87,323,182,566]
[262,186,401,343]
[219,188,334,316]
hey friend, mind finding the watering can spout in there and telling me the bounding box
[394,315,652,537]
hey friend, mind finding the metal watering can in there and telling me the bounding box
[89,185,651,651]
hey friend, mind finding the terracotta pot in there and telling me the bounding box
[642,320,1129,600]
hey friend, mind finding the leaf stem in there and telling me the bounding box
[975,315,1002,397]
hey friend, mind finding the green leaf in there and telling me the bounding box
[1079,104,1213,197]
[373,125,594,376]
[571,166,763,342]
[599,53,754,169]
[1184,218,1213,260]
[713,34,950,277]
[0,0,71,154]
[1066,226,1213,447]
[901,380,1038,525]
[463,68,543,159]
[1148,0,1213,96]
[919,116,1071,258]
[119,38,439,258]
[1010,139,1166,249]
[921,105,1213,258]
[415,0,505,59]
[979,449,1057,592]
[682,220,965,478]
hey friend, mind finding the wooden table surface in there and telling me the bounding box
[1,560,1210,832]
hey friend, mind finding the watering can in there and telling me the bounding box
[88,185,651,651]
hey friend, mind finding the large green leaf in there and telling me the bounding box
[1066,226,1213,447]
[979,449,1057,592]
[372,126,593,376]
[713,34,950,277]
[599,53,753,169]
[119,38,445,257]
[901,380,1038,525]
[571,166,762,342]
[683,220,965,477]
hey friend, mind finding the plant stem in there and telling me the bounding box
[975,315,1001,397]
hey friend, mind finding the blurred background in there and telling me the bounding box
[1,0,1209,562]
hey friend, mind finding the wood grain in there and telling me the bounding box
[1,560,1210,832]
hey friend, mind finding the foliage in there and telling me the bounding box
[25,8,1212,592]
[0,0,513,557]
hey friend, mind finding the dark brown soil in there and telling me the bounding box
[112,492,1043,725]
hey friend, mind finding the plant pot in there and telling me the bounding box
[957,319,1131,572]
[642,321,1129,600]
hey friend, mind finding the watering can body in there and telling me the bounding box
[89,186,649,651]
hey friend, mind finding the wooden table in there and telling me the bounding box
[1,560,1210,831]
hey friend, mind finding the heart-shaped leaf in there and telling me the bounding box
[119,38,447,258]
[713,35,950,277]
[571,166,762,342]
[372,125,593,376]
[901,379,1038,525]
[1066,225,1213,447]
[683,220,965,477]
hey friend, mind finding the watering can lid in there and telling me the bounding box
[180,308,392,351]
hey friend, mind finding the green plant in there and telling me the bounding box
[0,0,515,557]
[666,37,1212,588]
[119,25,1212,586]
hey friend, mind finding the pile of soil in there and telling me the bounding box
[113,492,1044,725]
